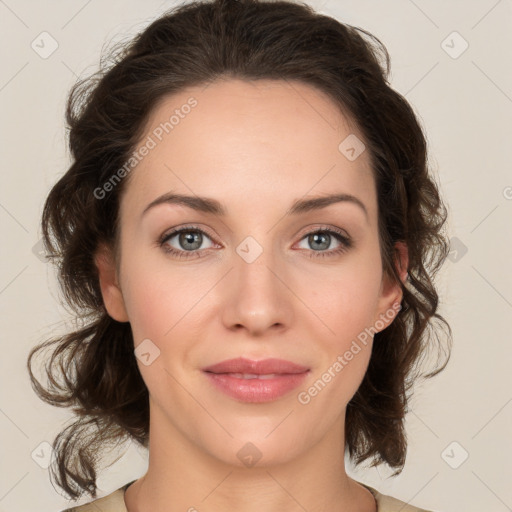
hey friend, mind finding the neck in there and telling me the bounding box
[124,401,376,512]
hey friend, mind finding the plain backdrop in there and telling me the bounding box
[1,1,511,511]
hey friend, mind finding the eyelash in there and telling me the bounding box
[158,224,353,260]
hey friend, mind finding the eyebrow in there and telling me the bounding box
[142,192,368,220]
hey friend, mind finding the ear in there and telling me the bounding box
[94,244,129,322]
[373,241,409,331]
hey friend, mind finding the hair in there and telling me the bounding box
[27,0,452,501]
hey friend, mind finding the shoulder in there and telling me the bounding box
[61,481,134,512]
[360,482,436,512]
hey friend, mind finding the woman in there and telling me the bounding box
[27,0,452,510]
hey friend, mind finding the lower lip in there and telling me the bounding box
[203,371,309,403]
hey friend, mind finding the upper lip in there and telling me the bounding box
[202,357,310,375]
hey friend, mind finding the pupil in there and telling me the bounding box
[181,231,201,250]
[311,232,329,251]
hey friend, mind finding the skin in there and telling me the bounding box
[96,78,408,512]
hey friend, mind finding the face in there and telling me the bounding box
[97,78,406,469]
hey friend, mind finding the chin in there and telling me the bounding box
[198,427,305,469]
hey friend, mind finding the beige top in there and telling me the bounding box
[62,480,434,511]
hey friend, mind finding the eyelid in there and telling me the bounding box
[293,224,350,243]
[158,224,221,246]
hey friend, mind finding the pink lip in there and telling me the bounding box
[202,357,309,375]
[202,357,310,403]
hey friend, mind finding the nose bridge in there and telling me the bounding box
[221,233,293,334]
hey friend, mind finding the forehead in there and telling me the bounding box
[122,78,376,221]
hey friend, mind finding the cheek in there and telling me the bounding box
[308,257,382,338]
[119,258,207,399]
[297,283,378,421]
[120,232,384,346]
[299,253,382,399]
[119,249,210,342]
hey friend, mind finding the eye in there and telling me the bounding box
[158,225,353,260]
[159,226,217,259]
[295,227,353,258]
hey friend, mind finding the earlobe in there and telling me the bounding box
[94,244,129,322]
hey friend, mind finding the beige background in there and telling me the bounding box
[1,0,511,511]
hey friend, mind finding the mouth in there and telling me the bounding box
[202,357,310,403]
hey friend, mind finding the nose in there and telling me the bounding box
[220,243,294,336]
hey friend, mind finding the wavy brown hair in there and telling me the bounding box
[27,0,452,500]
